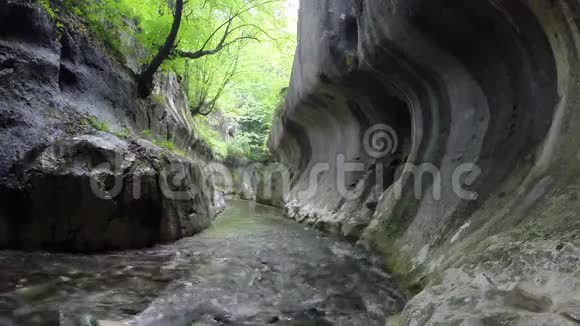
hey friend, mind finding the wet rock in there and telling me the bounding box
[79,316,98,326]
[1,133,218,252]
[395,242,580,325]
[12,310,61,326]
[212,314,232,324]
[13,282,58,301]
[80,317,126,326]
[0,0,58,49]
[267,316,280,323]
[0,1,224,251]
[256,163,287,208]
[239,182,256,201]
[271,0,580,324]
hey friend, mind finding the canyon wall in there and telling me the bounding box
[0,0,224,252]
[271,0,580,324]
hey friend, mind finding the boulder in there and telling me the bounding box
[0,133,219,252]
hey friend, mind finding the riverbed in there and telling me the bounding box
[0,200,405,325]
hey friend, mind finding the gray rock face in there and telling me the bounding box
[1,134,219,252]
[256,163,287,208]
[0,0,224,251]
[271,0,580,323]
[221,162,288,207]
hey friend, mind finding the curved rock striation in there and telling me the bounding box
[271,0,580,323]
[0,0,224,251]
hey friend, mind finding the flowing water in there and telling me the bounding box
[0,200,406,326]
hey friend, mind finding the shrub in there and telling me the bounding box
[192,115,228,159]
[140,129,188,156]
[114,127,131,139]
[141,129,154,138]
[38,0,57,20]
[85,116,110,133]
[152,94,166,107]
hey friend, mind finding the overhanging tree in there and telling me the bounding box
[136,0,183,98]
[190,48,242,116]
[137,0,278,98]
[59,0,296,160]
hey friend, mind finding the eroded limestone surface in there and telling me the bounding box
[0,0,224,250]
[270,0,580,323]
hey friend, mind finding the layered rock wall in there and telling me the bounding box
[271,0,580,323]
[0,0,224,251]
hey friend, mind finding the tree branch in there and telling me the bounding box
[175,35,258,59]
[175,0,279,61]
[137,0,184,98]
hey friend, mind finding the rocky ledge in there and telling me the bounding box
[1,133,222,252]
[271,0,580,324]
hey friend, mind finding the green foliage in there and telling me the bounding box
[83,117,131,139]
[212,28,295,161]
[345,52,357,69]
[37,0,65,36]
[59,0,127,64]
[192,111,273,161]
[226,141,247,160]
[370,235,426,296]
[38,0,57,20]
[58,0,297,161]
[152,94,166,107]
[114,127,131,139]
[192,115,228,159]
[154,139,188,156]
[153,139,175,151]
[88,19,125,64]
[85,116,110,133]
[141,129,154,138]
[140,129,188,156]
[224,87,287,161]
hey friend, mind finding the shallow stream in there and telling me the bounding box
[0,200,405,325]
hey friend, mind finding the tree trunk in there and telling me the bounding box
[136,0,183,98]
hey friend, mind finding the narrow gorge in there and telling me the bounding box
[1,0,580,325]
[270,0,580,324]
